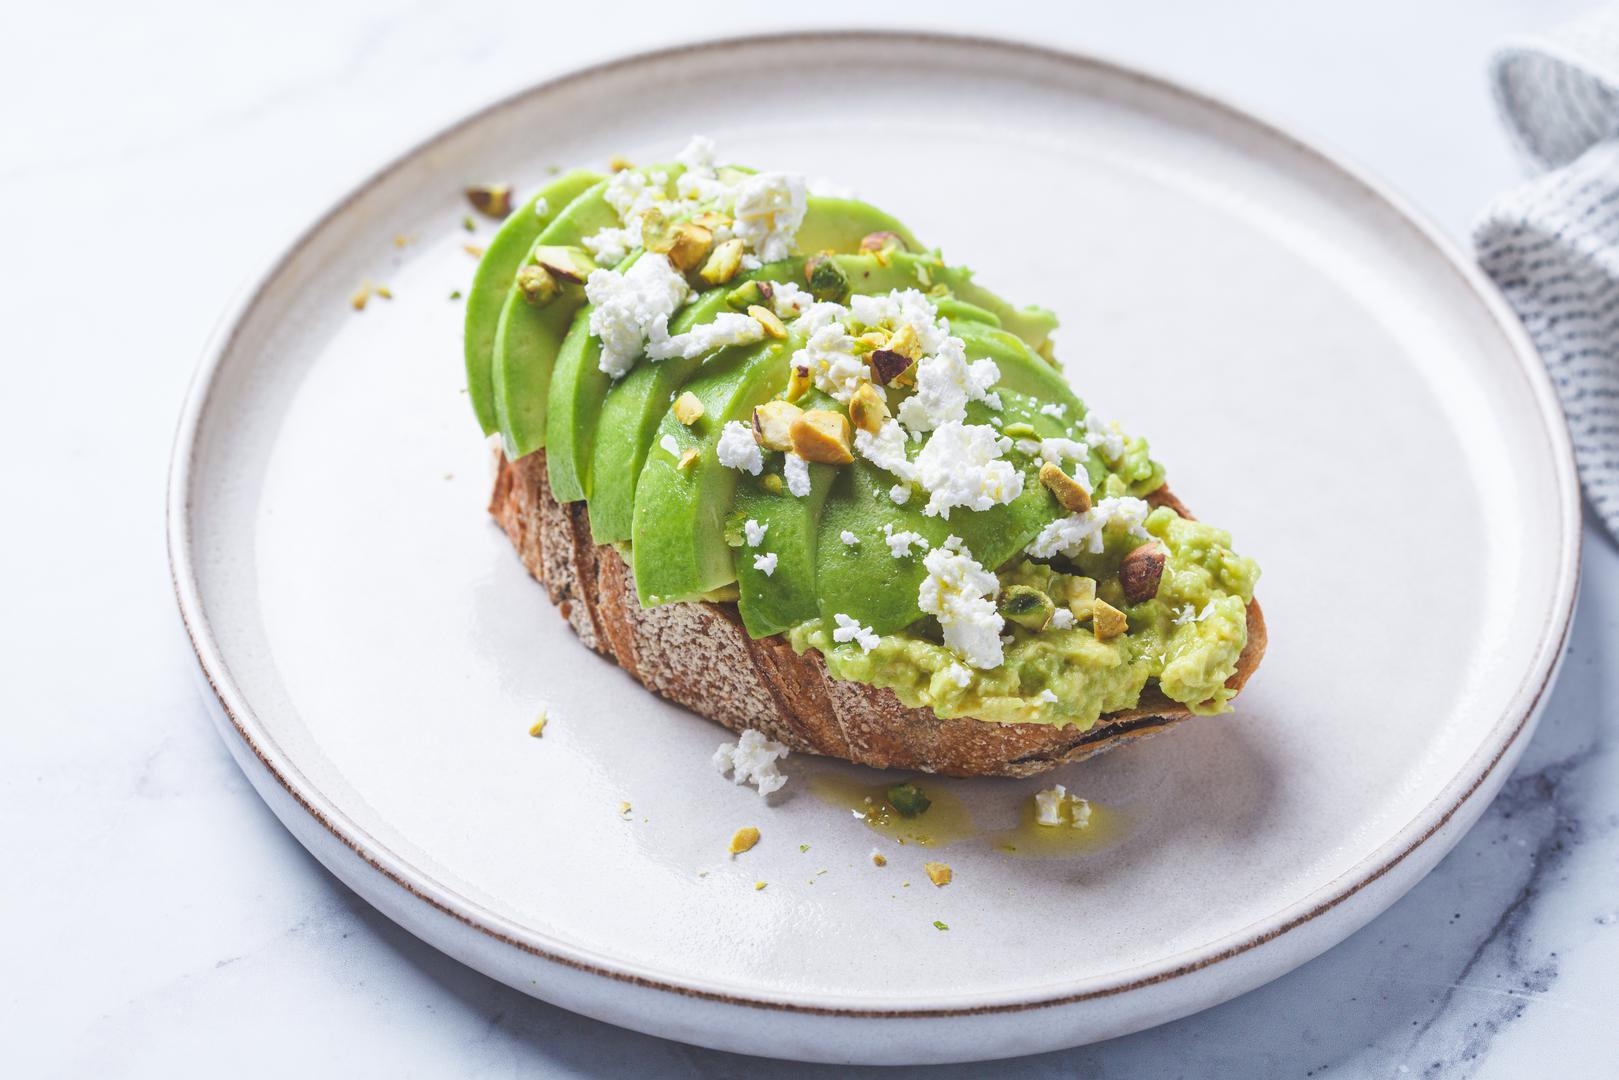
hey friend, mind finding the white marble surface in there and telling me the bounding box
[4,1,1616,1075]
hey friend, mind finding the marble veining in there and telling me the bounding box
[3,0,1614,1076]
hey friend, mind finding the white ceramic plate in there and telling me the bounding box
[168,32,1580,1065]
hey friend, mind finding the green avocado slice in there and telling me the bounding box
[575,197,926,530]
[631,338,790,605]
[463,169,601,435]
[813,391,1072,636]
[730,389,840,638]
[585,288,737,544]
[490,178,623,460]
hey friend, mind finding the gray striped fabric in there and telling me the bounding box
[1477,7,1619,538]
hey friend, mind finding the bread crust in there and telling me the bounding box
[489,451,1266,777]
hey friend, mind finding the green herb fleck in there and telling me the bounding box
[886,782,931,818]
[932,920,949,931]
[799,844,810,853]
[449,289,462,300]
[462,215,476,233]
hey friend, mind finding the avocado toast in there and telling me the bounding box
[469,138,1265,777]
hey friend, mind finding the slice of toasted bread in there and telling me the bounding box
[489,450,1266,778]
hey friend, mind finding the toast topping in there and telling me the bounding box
[1119,542,1166,603]
[713,729,790,795]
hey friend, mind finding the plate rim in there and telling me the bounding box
[166,28,1583,1018]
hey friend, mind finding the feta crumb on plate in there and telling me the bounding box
[713,729,790,796]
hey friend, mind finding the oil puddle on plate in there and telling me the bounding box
[807,771,1122,859]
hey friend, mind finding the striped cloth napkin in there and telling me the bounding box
[1476,6,1619,539]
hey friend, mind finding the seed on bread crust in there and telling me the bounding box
[790,409,854,464]
[752,400,803,451]
[1119,542,1166,603]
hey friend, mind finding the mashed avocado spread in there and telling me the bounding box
[465,136,1261,731]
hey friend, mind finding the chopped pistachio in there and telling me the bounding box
[1119,542,1167,603]
[915,262,933,287]
[673,391,705,426]
[608,154,633,173]
[449,289,462,300]
[639,207,675,254]
[804,254,850,302]
[531,245,596,283]
[676,447,700,471]
[393,234,413,248]
[368,284,389,300]
[760,473,784,495]
[663,223,714,272]
[699,238,746,285]
[799,844,810,853]
[790,409,854,465]
[748,304,787,339]
[463,243,485,257]
[859,230,907,254]
[462,216,476,233]
[1062,575,1098,613]
[924,861,952,887]
[1001,421,1037,438]
[885,323,922,360]
[886,783,931,818]
[465,183,514,218]
[726,279,775,311]
[1039,462,1092,513]
[350,283,371,311]
[999,585,1055,630]
[1093,599,1128,641]
[869,348,917,388]
[871,851,888,867]
[752,400,803,451]
[729,826,761,855]
[848,383,890,434]
[517,264,560,306]
[754,881,767,891]
[785,362,813,402]
[528,709,548,737]
[932,920,949,931]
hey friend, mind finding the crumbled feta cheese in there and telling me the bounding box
[849,289,951,355]
[942,662,972,688]
[1024,496,1153,558]
[896,336,1001,432]
[753,552,778,576]
[585,255,689,377]
[730,172,807,262]
[675,134,716,170]
[1034,784,1092,828]
[791,313,870,402]
[1039,402,1067,418]
[832,613,881,653]
[853,418,918,483]
[918,538,1004,669]
[716,420,764,475]
[1081,412,1127,463]
[770,281,813,318]
[783,451,811,497]
[882,523,927,557]
[743,519,768,547]
[914,422,1023,518]
[533,196,549,219]
[889,484,912,505]
[1036,688,1059,704]
[713,728,790,796]
[1050,607,1076,630]
[840,529,860,546]
[659,434,679,458]
[646,311,764,361]
[1174,601,1217,626]
[582,168,670,263]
